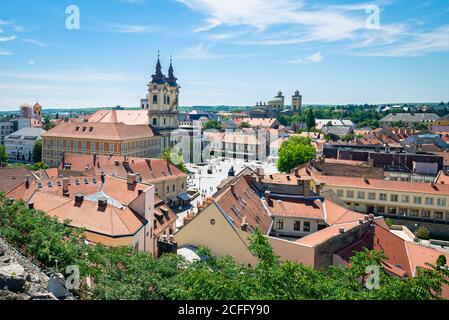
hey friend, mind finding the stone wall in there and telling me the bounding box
[0,237,73,300]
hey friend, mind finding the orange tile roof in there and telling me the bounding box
[42,122,157,141]
[28,175,151,206]
[296,221,361,247]
[30,192,146,237]
[214,170,273,234]
[0,167,35,193]
[88,110,150,125]
[264,197,324,219]
[61,153,187,183]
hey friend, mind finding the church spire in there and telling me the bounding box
[151,51,166,85]
[166,55,178,87]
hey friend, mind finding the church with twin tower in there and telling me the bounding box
[141,54,180,152]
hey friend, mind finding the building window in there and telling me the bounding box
[153,118,157,125]
[167,186,170,193]
[303,222,310,232]
[438,198,446,207]
[173,185,175,192]
[153,95,158,104]
[378,206,385,213]
[368,193,376,200]
[379,193,387,201]
[399,208,407,215]
[402,195,409,203]
[413,196,422,205]
[294,221,301,231]
[346,191,354,198]
[422,210,430,218]
[337,190,344,198]
[434,211,443,220]
[357,191,365,199]
[390,194,398,202]
[388,207,397,215]
[276,219,284,230]
[410,209,419,217]
[425,197,434,205]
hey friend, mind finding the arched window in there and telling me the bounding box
[163,118,166,125]
[152,95,158,104]
[167,96,170,105]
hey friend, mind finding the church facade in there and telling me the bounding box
[248,90,302,118]
[141,55,180,152]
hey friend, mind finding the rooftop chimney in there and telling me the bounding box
[25,175,30,189]
[98,196,108,208]
[339,227,345,234]
[75,193,84,203]
[303,179,310,197]
[241,216,249,232]
[127,173,137,185]
[28,201,34,210]
[62,177,69,195]
[363,176,369,184]
[294,168,300,177]
[230,183,236,195]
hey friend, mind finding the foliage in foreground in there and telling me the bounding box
[0,194,447,300]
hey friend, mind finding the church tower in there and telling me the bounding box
[145,54,180,152]
[292,90,302,114]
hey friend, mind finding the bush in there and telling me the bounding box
[415,226,430,240]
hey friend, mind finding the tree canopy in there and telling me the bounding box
[277,136,316,173]
[0,145,7,163]
[32,140,42,163]
[203,120,224,132]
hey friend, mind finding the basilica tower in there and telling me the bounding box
[144,54,180,152]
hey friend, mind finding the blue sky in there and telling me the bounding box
[0,0,448,110]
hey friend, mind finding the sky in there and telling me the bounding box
[0,0,449,110]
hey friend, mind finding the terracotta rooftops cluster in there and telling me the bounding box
[60,153,187,182]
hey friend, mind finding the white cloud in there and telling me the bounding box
[176,0,449,57]
[107,24,156,34]
[28,60,36,65]
[0,49,12,56]
[24,38,47,47]
[177,42,255,60]
[288,52,323,64]
[0,35,16,42]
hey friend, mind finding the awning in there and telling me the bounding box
[177,192,191,201]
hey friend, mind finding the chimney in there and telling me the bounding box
[339,227,345,234]
[63,177,70,195]
[25,175,30,189]
[100,170,105,184]
[75,193,84,203]
[315,183,321,195]
[256,168,264,176]
[302,179,310,197]
[364,215,370,221]
[85,165,89,172]
[363,176,369,184]
[98,196,108,208]
[359,219,364,225]
[127,173,137,185]
[28,201,34,210]
[241,216,249,232]
[368,214,374,221]
[294,168,300,177]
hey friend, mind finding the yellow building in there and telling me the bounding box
[299,166,449,237]
[433,114,449,126]
[41,122,161,167]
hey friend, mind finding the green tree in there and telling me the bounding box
[277,136,316,173]
[0,145,7,163]
[162,148,189,174]
[415,226,430,240]
[32,140,42,163]
[203,120,224,132]
[43,115,56,131]
[239,121,251,129]
[306,109,316,130]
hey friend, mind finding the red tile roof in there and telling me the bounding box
[214,170,273,234]
[42,122,158,141]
